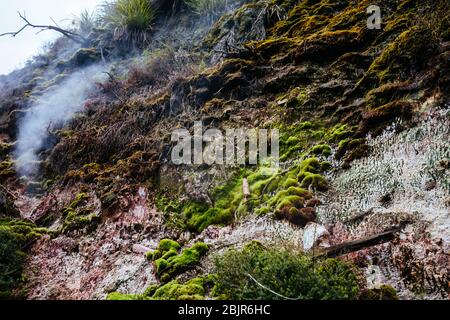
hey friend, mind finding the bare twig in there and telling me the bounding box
[0,11,87,44]
[247,273,299,300]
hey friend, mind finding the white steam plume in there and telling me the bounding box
[15,64,107,177]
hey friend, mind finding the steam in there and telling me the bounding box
[15,64,107,178]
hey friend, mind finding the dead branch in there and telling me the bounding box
[0,11,87,44]
[314,226,405,258]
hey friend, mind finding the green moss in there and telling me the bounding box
[283,177,299,188]
[309,144,332,157]
[0,143,13,159]
[149,240,209,283]
[181,171,247,233]
[107,275,216,301]
[360,25,436,87]
[150,275,216,300]
[106,292,142,300]
[286,136,300,145]
[336,138,365,160]
[275,195,303,212]
[62,193,99,234]
[158,239,181,252]
[256,157,328,223]
[326,124,353,143]
[0,159,16,178]
[299,172,328,191]
[255,206,270,216]
[0,219,47,299]
[184,203,234,233]
[277,121,327,161]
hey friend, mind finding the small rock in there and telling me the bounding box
[445,197,450,207]
[302,222,330,251]
[132,244,151,254]
[424,180,436,191]
[277,98,288,105]
[365,265,386,290]
[438,158,450,170]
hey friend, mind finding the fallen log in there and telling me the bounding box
[314,227,402,258]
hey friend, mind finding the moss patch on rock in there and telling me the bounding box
[148,239,209,283]
[0,219,48,299]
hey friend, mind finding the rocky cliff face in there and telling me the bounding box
[0,0,448,300]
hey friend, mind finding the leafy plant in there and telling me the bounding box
[0,219,47,299]
[213,242,359,300]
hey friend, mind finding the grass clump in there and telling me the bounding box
[185,0,227,17]
[100,0,156,46]
[213,242,359,300]
[148,239,209,283]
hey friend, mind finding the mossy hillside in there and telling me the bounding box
[33,0,448,235]
[0,219,48,299]
[147,239,209,283]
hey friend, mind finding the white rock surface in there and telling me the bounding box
[302,222,330,251]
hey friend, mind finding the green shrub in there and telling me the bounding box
[0,227,26,299]
[213,242,359,300]
[0,219,47,299]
